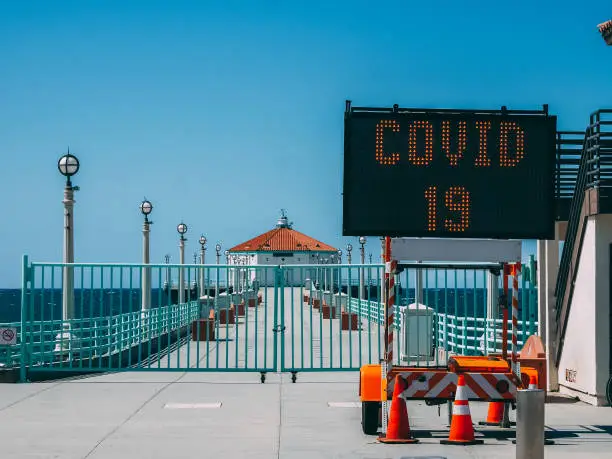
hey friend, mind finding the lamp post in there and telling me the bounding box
[191,252,198,291]
[337,249,343,295]
[369,253,372,264]
[346,243,352,294]
[139,198,153,312]
[322,258,328,291]
[177,222,188,304]
[359,236,367,300]
[329,254,335,292]
[199,235,207,297]
[57,150,80,329]
[224,250,230,292]
[314,253,320,288]
[359,237,367,263]
[215,243,221,265]
[231,255,237,291]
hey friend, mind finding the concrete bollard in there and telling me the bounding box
[515,388,545,459]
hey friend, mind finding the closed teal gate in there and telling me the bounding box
[17,257,279,381]
[13,257,538,382]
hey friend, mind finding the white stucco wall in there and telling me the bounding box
[227,251,336,287]
[594,214,612,398]
[558,214,612,405]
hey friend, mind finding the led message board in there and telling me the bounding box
[342,106,557,239]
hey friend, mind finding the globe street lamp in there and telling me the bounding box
[230,254,238,291]
[215,243,222,265]
[359,236,367,261]
[199,235,207,297]
[346,243,353,265]
[311,252,319,288]
[225,249,230,264]
[322,258,329,291]
[177,221,188,304]
[330,254,336,292]
[191,252,198,291]
[139,198,153,312]
[57,150,80,335]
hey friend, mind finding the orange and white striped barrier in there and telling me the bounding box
[392,370,518,401]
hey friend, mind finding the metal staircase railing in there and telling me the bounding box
[555,131,586,221]
[554,110,612,365]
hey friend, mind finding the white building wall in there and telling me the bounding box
[558,214,612,405]
[233,251,336,287]
[594,215,612,399]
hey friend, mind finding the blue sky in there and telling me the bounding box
[1,1,611,287]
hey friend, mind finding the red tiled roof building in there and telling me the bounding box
[227,210,339,287]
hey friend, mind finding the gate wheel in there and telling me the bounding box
[260,372,266,383]
[361,401,380,435]
[291,372,297,383]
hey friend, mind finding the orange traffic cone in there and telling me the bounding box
[528,375,537,389]
[378,374,419,444]
[441,374,484,445]
[479,401,505,426]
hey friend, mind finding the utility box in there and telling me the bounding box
[400,302,435,362]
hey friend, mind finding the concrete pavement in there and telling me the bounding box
[1,370,612,458]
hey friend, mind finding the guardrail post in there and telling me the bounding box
[19,255,29,383]
[515,388,545,459]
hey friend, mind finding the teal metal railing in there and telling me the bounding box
[345,297,538,357]
[434,314,536,355]
[345,298,402,328]
[1,301,200,369]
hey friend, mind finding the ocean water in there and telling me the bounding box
[0,286,536,323]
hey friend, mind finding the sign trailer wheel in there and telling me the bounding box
[361,401,381,435]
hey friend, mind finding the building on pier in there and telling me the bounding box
[227,210,338,287]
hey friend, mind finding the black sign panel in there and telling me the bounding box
[342,108,557,239]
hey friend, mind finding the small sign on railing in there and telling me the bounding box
[0,327,17,345]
